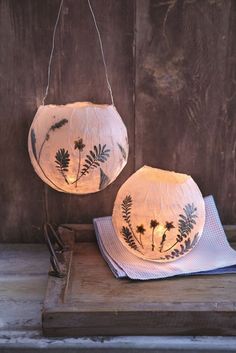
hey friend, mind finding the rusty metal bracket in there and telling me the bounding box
[44,223,69,278]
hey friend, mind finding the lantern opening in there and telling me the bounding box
[138,165,189,184]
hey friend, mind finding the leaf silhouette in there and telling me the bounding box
[38,118,68,163]
[117,143,127,160]
[121,226,139,251]
[51,118,68,131]
[55,148,70,184]
[80,144,110,177]
[162,203,198,253]
[177,203,198,241]
[30,128,37,160]
[159,233,199,261]
[121,195,143,247]
[99,168,110,190]
[121,195,132,224]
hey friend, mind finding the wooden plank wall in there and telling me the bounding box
[135,0,236,224]
[0,0,135,242]
[0,0,235,242]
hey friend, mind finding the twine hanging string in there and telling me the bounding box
[87,0,114,106]
[42,0,64,106]
[42,0,114,106]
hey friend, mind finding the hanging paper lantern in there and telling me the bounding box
[112,166,205,262]
[28,102,128,194]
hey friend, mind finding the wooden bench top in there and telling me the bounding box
[1,225,236,351]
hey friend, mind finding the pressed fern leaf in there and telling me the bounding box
[121,226,139,251]
[30,128,37,160]
[55,148,70,171]
[121,195,132,224]
[99,168,110,190]
[163,203,198,252]
[117,143,127,160]
[55,148,70,183]
[177,203,198,239]
[121,195,143,247]
[159,233,199,261]
[80,144,110,177]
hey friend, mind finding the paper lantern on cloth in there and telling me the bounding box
[28,102,128,194]
[112,166,205,262]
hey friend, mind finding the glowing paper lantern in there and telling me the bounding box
[112,166,205,262]
[28,102,128,194]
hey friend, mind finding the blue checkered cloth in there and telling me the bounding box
[93,196,236,280]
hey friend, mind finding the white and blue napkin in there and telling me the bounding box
[93,196,236,280]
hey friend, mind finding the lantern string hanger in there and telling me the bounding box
[42,0,114,106]
[87,0,114,106]
[42,0,64,106]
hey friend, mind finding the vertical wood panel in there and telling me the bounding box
[0,0,135,242]
[135,0,236,224]
[0,0,235,242]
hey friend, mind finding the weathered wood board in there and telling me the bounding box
[0,243,49,330]
[3,241,236,351]
[135,0,236,224]
[42,225,236,337]
[0,0,135,242]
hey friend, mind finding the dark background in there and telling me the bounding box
[0,0,235,242]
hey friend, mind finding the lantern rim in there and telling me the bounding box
[136,165,190,184]
[38,101,114,110]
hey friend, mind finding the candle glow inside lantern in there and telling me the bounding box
[112,166,205,262]
[28,102,128,194]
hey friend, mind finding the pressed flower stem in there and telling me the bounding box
[37,132,68,191]
[127,221,143,248]
[159,228,168,253]
[37,161,66,192]
[61,169,69,184]
[131,228,143,247]
[139,233,143,248]
[75,151,82,188]
[162,240,179,253]
[151,228,155,251]
[72,155,99,184]
[38,132,49,163]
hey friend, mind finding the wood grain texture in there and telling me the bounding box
[5,245,236,352]
[43,237,236,337]
[0,0,135,242]
[43,229,75,309]
[135,0,236,224]
[0,0,235,243]
[0,244,49,330]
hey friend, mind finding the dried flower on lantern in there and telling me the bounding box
[112,166,205,262]
[28,102,129,194]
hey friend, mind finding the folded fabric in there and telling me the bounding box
[93,195,236,280]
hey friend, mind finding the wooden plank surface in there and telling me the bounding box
[2,243,236,350]
[43,229,74,309]
[0,244,49,330]
[135,0,236,224]
[43,237,236,337]
[0,0,135,242]
[2,331,236,353]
